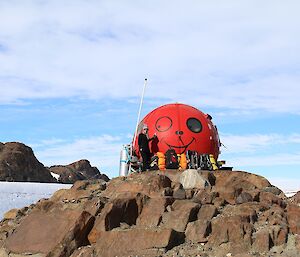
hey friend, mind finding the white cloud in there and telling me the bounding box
[0,1,300,114]
[228,152,300,167]
[30,135,125,178]
[221,133,300,153]
[29,138,66,149]
[220,133,300,173]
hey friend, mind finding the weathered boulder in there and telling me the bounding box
[102,172,172,199]
[193,188,219,204]
[0,205,32,244]
[236,191,253,204]
[2,209,19,220]
[185,220,211,243]
[4,209,94,256]
[136,197,174,227]
[179,169,210,189]
[213,170,271,190]
[222,203,259,224]
[212,196,228,208]
[173,187,186,199]
[162,200,200,232]
[287,204,300,234]
[258,205,287,227]
[49,159,109,184]
[50,179,107,203]
[270,225,288,246]
[263,185,284,196]
[197,204,218,221]
[212,170,271,205]
[208,215,253,252]
[289,191,300,204]
[93,228,184,257]
[259,191,286,208]
[252,228,273,253]
[0,142,56,182]
[88,193,148,243]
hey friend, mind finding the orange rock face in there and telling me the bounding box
[0,170,300,257]
[5,209,94,255]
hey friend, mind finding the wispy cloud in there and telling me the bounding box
[229,152,300,167]
[30,135,125,178]
[220,133,300,176]
[221,133,300,153]
[0,1,299,114]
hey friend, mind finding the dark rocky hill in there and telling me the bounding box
[0,169,299,257]
[0,142,56,183]
[49,159,109,184]
[0,142,109,184]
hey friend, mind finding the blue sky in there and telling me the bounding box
[1,1,300,191]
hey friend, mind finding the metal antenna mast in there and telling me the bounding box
[132,78,148,148]
[129,78,148,172]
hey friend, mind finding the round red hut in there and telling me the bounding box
[133,103,220,159]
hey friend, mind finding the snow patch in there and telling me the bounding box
[285,191,297,197]
[50,172,60,180]
[0,181,71,219]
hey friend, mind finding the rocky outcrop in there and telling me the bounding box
[0,142,109,184]
[49,159,109,184]
[0,142,56,182]
[5,209,94,256]
[289,191,300,204]
[0,170,300,257]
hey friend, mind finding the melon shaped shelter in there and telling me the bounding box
[133,103,220,159]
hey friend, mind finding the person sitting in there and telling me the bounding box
[138,124,156,171]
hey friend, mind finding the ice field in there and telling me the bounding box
[0,181,71,218]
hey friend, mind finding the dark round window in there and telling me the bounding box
[186,118,202,133]
[155,116,172,132]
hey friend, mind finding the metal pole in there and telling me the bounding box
[129,78,148,173]
[132,78,148,148]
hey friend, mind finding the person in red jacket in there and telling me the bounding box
[138,124,156,171]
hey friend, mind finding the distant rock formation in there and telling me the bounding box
[1,170,300,256]
[289,191,300,205]
[0,142,109,184]
[49,159,109,184]
[0,142,56,183]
